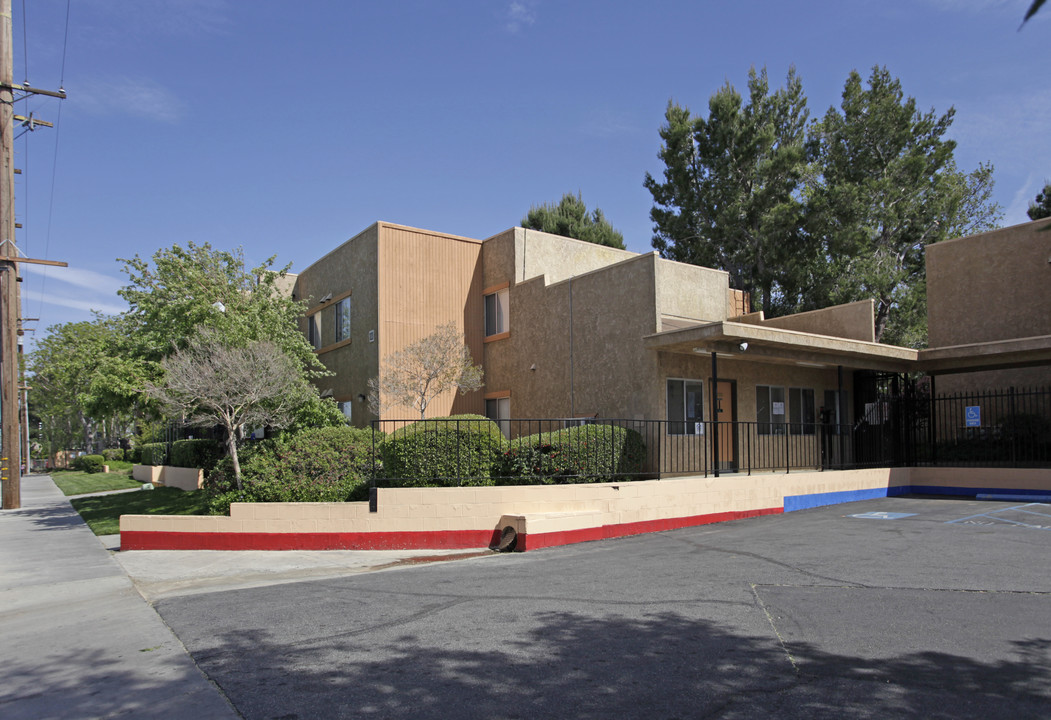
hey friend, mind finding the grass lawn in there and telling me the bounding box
[52,470,141,496]
[70,487,211,536]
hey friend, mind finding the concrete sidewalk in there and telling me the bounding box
[0,474,493,719]
[0,475,240,719]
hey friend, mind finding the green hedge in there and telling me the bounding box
[73,454,106,474]
[102,448,125,462]
[170,439,224,472]
[204,426,376,515]
[493,424,647,484]
[139,442,167,466]
[379,415,506,487]
[126,447,142,464]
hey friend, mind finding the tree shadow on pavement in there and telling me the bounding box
[170,609,1051,720]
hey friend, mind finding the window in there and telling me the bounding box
[307,313,321,350]
[789,388,816,435]
[484,287,509,337]
[823,389,847,433]
[485,396,510,437]
[756,385,786,435]
[335,297,351,342]
[337,400,352,423]
[667,379,704,435]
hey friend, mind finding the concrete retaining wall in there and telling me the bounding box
[131,464,204,491]
[120,466,1051,552]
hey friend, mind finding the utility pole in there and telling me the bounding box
[0,0,66,509]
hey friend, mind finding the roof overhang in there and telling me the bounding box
[918,335,1051,375]
[644,321,917,373]
[644,323,1051,376]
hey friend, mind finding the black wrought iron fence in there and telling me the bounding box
[369,417,877,487]
[916,386,1051,467]
[367,388,1051,487]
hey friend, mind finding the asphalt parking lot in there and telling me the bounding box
[151,495,1051,719]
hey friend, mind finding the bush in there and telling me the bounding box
[379,415,506,487]
[73,454,106,474]
[127,446,142,464]
[139,442,167,466]
[102,448,124,462]
[204,426,376,515]
[170,439,224,472]
[493,424,647,484]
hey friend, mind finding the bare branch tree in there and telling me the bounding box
[368,322,484,420]
[147,329,309,488]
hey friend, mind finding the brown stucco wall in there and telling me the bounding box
[927,218,1051,391]
[376,223,485,419]
[484,253,661,420]
[294,224,381,425]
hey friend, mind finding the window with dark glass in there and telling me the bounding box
[789,387,816,435]
[667,379,704,435]
[756,385,786,435]
[335,297,351,342]
[484,288,508,337]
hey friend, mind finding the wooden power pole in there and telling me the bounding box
[1,0,66,509]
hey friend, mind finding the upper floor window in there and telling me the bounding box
[335,297,351,342]
[484,287,509,337]
[307,313,321,350]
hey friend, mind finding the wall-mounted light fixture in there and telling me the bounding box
[738,342,749,352]
[319,293,332,303]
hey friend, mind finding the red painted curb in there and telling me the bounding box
[120,507,783,552]
[516,507,782,551]
[120,529,502,551]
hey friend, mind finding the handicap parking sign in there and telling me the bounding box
[965,406,981,428]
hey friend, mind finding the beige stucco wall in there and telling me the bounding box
[754,300,876,343]
[927,218,1051,391]
[482,227,641,290]
[655,258,731,326]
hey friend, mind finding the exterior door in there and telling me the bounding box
[714,379,737,471]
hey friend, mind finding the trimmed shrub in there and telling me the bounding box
[204,426,376,515]
[139,442,167,466]
[126,446,142,464]
[379,415,506,487]
[493,424,647,484]
[73,454,106,474]
[170,439,224,472]
[102,448,125,462]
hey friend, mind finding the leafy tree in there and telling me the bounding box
[147,329,312,487]
[29,317,136,456]
[368,322,484,420]
[645,67,811,315]
[522,193,626,249]
[118,242,322,375]
[808,67,1002,344]
[1027,181,1051,220]
[646,65,1001,345]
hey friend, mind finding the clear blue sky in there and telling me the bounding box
[14,0,1049,349]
